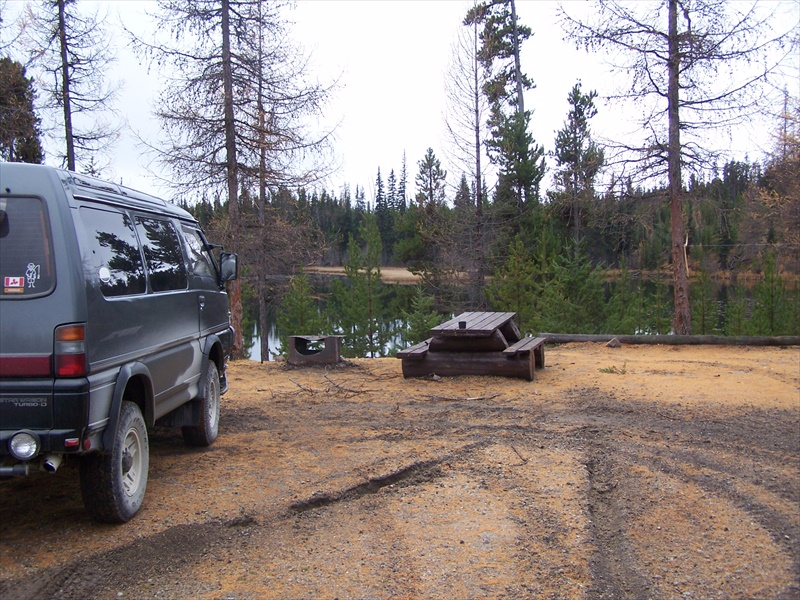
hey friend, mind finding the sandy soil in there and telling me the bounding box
[0,342,798,599]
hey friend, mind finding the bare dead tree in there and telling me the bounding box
[560,0,796,335]
[1,1,23,53]
[129,0,247,354]
[131,0,334,357]
[444,15,492,307]
[22,0,120,172]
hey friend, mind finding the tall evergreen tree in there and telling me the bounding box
[465,0,545,211]
[400,285,442,346]
[276,269,327,356]
[550,82,604,243]
[397,152,408,212]
[454,173,471,211]
[415,147,447,208]
[355,184,367,213]
[331,215,391,357]
[387,169,397,210]
[374,167,392,262]
[0,57,43,162]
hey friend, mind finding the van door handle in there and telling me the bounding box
[198,295,206,311]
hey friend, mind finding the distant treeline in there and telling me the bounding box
[181,154,798,356]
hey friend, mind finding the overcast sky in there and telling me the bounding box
[5,0,798,202]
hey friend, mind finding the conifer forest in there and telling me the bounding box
[1,1,797,358]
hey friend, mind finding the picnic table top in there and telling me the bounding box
[430,311,520,339]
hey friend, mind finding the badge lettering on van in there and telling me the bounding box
[0,397,49,408]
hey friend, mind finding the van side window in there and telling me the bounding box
[0,197,55,298]
[78,206,147,297]
[182,227,215,280]
[135,217,188,292]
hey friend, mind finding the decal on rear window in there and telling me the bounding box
[0,198,55,298]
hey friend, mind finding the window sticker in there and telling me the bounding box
[4,276,25,294]
[26,263,40,288]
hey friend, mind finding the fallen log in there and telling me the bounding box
[539,333,800,346]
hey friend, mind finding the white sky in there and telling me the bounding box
[4,0,798,203]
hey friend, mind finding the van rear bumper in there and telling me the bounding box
[0,377,90,459]
[0,428,85,456]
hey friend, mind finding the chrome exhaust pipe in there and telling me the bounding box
[42,453,63,473]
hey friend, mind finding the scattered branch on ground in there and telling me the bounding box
[289,378,320,394]
[422,393,501,402]
[323,374,377,395]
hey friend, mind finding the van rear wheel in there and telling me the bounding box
[182,361,220,447]
[80,401,149,523]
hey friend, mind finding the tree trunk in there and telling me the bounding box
[56,0,75,171]
[472,18,485,308]
[221,0,244,357]
[668,0,691,335]
[256,7,269,364]
[510,0,524,115]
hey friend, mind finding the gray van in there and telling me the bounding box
[0,163,238,523]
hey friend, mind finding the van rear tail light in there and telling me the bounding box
[55,324,87,377]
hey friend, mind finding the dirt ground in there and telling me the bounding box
[0,342,798,599]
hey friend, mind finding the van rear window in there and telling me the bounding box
[0,197,55,298]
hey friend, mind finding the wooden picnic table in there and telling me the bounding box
[398,311,545,381]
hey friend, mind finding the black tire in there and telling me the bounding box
[80,401,149,523]
[182,360,220,447]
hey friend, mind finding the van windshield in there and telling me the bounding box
[0,197,55,298]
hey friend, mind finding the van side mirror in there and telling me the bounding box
[220,252,238,282]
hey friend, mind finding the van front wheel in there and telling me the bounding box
[80,401,149,523]
[182,361,220,447]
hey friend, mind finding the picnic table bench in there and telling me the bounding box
[397,312,545,381]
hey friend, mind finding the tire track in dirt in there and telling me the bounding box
[0,519,238,599]
[579,430,653,599]
[2,356,797,599]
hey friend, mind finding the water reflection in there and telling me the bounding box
[244,276,765,361]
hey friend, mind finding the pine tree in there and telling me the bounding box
[331,215,392,357]
[400,285,442,346]
[387,169,398,211]
[465,0,545,211]
[551,82,604,243]
[397,152,408,212]
[454,173,471,211]
[355,185,367,213]
[603,261,640,335]
[691,268,720,335]
[538,242,605,334]
[276,270,327,355]
[485,238,542,335]
[415,148,447,208]
[750,251,794,335]
[374,168,392,262]
[0,57,43,163]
